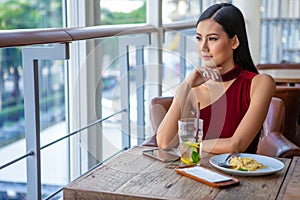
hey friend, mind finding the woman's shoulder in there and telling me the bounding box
[251,73,276,96]
[253,73,275,85]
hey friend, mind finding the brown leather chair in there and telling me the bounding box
[273,86,300,147]
[257,97,300,158]
[142,97,173,147]
[142,96,300,158]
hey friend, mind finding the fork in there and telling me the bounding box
[218,152,240,168]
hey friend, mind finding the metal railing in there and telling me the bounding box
[0,21,195,199]
[0,109,125,170]
[0,21,195,48]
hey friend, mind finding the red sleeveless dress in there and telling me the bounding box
[200,68,259,153]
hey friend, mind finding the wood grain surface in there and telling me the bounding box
[63,146,292,200]
[277,156,300,200]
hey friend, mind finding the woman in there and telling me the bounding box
[156,3,275,154]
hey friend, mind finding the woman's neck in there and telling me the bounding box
[218,65,243,82]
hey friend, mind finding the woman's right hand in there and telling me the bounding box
[185,66,220,88]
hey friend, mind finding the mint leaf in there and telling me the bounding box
[191,151,199,163]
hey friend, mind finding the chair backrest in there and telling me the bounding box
[258,97,300,158]
[150,96,173,135]
[143,96,300,158]
[273,86,300,146]
[261,97,285,134]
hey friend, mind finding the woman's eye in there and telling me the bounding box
[208,37,217,41]
[196,36,202,41]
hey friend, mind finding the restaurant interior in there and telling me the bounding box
[0,0,299,199]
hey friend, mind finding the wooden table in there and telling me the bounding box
[258,69,300,84]
[277,156,300,200]
[63,146,292,200]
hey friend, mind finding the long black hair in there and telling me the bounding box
[196,3,258,73]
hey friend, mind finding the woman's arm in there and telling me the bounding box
[156,82,192,149]
[202,74,276,154]
[156,68,208,149]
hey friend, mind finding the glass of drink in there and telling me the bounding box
[178,118,203,165]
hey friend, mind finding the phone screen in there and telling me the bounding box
[143,149,180,162]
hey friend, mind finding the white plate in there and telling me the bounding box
[209,153,284,176]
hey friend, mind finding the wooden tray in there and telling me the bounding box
[175,165,240,188]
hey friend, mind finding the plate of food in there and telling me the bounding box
[209,153,285,176]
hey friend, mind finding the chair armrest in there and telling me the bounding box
[142,134,157,147]
[142,97,173,147]
[257,131,300,158]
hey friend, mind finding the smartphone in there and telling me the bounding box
[142,149,180,162]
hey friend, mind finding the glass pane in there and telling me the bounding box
[0,159,27,199]
[0,0,63,29]
[260,0,300,63]
[39,59,67,198]
[99,37,123,159]
[68,38,125,173]
[0,47,27,198]
[0,45,67,198]
[100,0,146,25]
[162,30,199,95]
[162,0,201,23]
[0,1,65,195]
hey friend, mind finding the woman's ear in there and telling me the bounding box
[232,35,240,49]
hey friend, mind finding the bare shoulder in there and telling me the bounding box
[254,73,274,83]
[251,73,276,97]
[253,73,275,88]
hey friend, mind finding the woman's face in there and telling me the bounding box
[196,19,237,70]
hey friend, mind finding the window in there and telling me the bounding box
[1,1,297,199]
[100,0,146,25]
[0,0,66,198]
[260,0,300,63]
[162,0,201,23]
